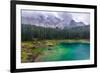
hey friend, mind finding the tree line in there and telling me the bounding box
[21,24,90,41]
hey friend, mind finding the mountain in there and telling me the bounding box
[64,20,86,28]
[22,12,87,29]
[22,13,62,28]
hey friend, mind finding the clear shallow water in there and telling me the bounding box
[37,42,90,62]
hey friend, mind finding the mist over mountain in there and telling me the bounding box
[21,11,89,29]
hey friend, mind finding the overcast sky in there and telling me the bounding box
[21,10,90,25]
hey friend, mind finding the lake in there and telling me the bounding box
[35,42,90,62]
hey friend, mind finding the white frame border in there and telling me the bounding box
[16,4,95,69]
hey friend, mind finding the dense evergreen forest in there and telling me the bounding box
[21,24,90,41]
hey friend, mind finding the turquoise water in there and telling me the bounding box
[37,42,90,62]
